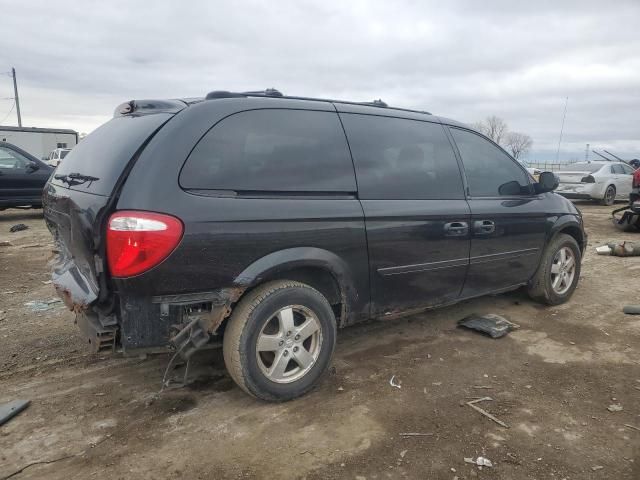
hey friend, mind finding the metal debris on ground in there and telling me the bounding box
[591,465,604,471]
[464,456,493,468]
[607,404,623,412]
[9,223,28,233]
[458,313,520,339]
[624,424,640,432]
[24,298,63,312]
[623,305,640,315]
[389,375,402,389]
[399,432,433,437]
[0,399,30,426]
[595,241,640,257]
[466,397,509,428]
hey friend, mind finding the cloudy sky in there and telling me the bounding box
[1,0,639,161]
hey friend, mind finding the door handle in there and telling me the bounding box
[474,220,495,235]
[444,221,469,236]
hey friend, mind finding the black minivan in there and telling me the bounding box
[44,90,586,401]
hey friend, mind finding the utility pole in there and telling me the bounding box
[585,143,589,161]
[555,96,568,163]
[11,67,22,127]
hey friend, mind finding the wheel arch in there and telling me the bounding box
[233,247,359,327]
[549,216,586,253]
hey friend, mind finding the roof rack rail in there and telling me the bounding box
[203,89,430,115]
[205,88,283,100]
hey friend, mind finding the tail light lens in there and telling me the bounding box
[106,211,183,278]
[581,175,595,183]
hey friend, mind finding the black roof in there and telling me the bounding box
[0,125,78,135]
[115,89,434,118]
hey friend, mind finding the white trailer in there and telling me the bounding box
[0,126,78,161]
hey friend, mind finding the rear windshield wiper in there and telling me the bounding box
[54,172,100,187]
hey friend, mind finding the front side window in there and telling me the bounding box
[0,147,30,171]
[180,109,356,193]
[611,164,624,174]
[451,128,531,197]
[621,164,634,175]
[340,114,464,199]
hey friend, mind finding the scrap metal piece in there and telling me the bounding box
[0,399,30,426]
[9,224,28,233]
[170,317,210,360]
[465,396,509,428]
[458,314,519,339]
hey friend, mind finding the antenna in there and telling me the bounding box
[555,96,568,163]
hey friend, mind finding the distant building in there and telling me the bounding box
[0,126,79,161]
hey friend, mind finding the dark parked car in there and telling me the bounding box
[0,142,53,209]
[43,90,586,401]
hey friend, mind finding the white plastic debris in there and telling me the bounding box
[464,456,493,468]
[389,375,402,389]
[607,404,623,412]
[595,245,611,255]
[476,457,493,468]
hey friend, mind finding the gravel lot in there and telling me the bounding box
[0,203,639,479]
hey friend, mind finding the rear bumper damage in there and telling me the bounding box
[56,282,244,355]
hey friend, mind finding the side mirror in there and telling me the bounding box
[26,161,40,172]
[536,171,558,193]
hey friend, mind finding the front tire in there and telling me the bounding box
[601,185,616,206]
[223,280,337,401]
[527,233,581,305]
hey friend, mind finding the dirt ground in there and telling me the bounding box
[0,203,639,480]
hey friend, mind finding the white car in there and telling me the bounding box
[45,148,71,167]
[555,161,635,205]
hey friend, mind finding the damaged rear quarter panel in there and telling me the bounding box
[44,183,109,308]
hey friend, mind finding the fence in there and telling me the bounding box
[527,160,580,172]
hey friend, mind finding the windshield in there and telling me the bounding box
[559,162,602,173]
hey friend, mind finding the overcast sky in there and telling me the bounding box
[1,0,639,161]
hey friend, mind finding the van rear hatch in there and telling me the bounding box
[44,111,176,309]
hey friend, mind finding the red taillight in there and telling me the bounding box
[581,175,595,183]
[106,211,183,278]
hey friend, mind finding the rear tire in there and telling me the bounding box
[601,185,616,206]
[223,280,337,401]
[527,233,581,305]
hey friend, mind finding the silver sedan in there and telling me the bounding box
[555,161,635,205]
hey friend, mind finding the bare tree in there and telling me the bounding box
[505,132,533,160]
[482,116,509,145]
[473,116,509,145]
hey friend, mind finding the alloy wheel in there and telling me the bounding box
[255,305,323,384]
[550,246,576,295]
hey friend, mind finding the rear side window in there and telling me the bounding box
[51,113,173,196]
[0,146,31,171]
[622,164,634,175]
[180,109,356,193]
[451,128,532,197]
[340,114,464,200]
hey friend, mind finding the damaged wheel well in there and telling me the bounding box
[220,266,345,333]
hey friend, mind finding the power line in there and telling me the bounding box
[0,100,16,125]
